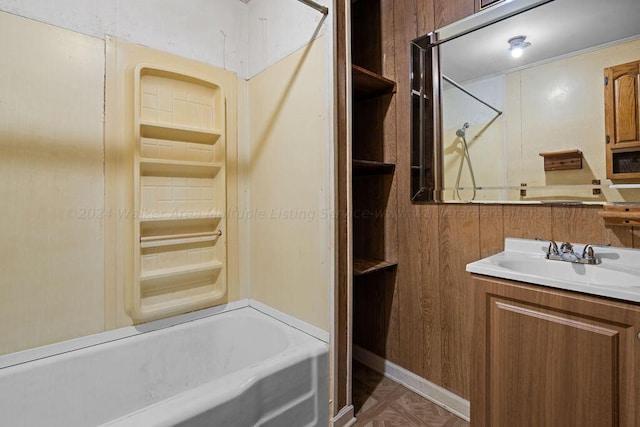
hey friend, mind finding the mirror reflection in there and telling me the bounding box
[412,0,640,203]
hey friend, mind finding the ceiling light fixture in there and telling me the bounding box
[508,35,531,58]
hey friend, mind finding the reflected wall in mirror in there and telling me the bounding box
[411,0,640,203]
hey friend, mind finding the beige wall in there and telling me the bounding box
[0,13,105,354]
[0,13,242,356]
[246,37,331,333]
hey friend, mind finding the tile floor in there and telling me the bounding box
[352,361,469,426]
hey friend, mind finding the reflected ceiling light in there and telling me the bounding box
[508,35,531,58]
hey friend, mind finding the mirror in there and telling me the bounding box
[411,0,640,203]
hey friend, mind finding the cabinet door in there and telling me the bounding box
[605,60,640,178]
[605,61,640,148]
[472,276,640,427]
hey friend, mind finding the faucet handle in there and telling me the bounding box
[581,243,610,260]
[560,241,574,253]
[535,238,559,257]
[582,246,595,260]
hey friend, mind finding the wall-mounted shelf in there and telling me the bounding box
[353,159,395,176]
[140,121,222,144]
[598,205,640,227]
[140,158,222,177]
[352,65,397,100]
[140,261,223,281]
[353,258,398,276]
[538,149,583,171]
[139,212,223,222]
[140,230,221,248]
[131,63,227,322]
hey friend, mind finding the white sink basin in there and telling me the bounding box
[467,238,640,302]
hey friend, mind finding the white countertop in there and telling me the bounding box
[466,238,640,303]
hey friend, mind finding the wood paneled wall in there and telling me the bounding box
[352,0,640,401]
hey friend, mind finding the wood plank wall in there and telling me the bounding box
[352,0,640,402]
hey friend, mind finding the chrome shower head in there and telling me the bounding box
[456,122,470,138]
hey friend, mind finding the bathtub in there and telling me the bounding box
[0,306,329,426]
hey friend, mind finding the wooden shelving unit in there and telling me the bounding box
[351,0,398,281]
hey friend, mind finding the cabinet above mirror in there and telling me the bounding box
[411,0,640,203]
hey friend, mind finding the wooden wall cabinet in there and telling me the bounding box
[472,275,640,427]
[605,60,640,179]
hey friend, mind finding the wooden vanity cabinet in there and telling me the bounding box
[471,275,640,427]
[605,60,640,179]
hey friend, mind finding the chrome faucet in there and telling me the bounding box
[537,238,603,264]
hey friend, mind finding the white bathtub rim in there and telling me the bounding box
[101,343,326,427]
[249,298,330,343]
[1,297,330,370]
[0,299,250,370]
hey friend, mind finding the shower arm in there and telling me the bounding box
[296,0,329,15]
[442,74,503,115]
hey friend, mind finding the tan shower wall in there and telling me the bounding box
[247,37,330,333]
[0,13,105,355]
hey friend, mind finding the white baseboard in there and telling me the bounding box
[249,299,330,343]
[331,405,356,427]
[353,345,470,422]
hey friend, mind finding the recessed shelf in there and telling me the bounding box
[139,212,224,222]
[352,65,397,100]
[353,258,398,276]
[140,261,223,281]
[140,121,222,145]
[140,230,222,248]
[353,159,395,176]
[140,158,222,177]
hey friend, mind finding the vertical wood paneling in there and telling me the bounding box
[438,204,479,398]
[419,204,442,382]
[380,0,400,362]
[433,0,475,29]
[551,205,634,247]
[479,205,504,258]
[416,0,436,34]
[632,227,640,248]
[393,0,425,374]
[503,205,552,239]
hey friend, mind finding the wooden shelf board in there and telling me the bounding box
[353,258,398,276]
[353,159,395,176]
[538,149,583,171]
[598,205,640,227]
[352,65,397,100]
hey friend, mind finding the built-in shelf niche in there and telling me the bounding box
[132,64,227,322]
